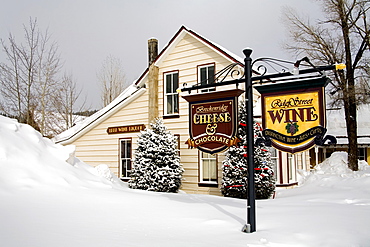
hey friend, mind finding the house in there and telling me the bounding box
[54,26,311,195]
[310,105,370,166]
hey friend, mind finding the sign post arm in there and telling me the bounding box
[242,48,256,233]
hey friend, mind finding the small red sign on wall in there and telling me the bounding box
[107,124,145,134]
[182,89,244,154]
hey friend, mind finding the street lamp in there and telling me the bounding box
[242,48,256,233]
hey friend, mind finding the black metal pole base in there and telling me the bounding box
[241,224,253,233]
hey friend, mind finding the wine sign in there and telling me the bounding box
[255,77,330,153]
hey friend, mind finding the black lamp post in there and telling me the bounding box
[242,48,256,233]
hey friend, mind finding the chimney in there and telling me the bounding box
[148,38,158,66]
[147,38,159,125]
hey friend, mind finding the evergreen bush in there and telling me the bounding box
[221,102,275,199]
[129,118,184,192]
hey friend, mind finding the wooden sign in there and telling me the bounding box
[107,124,145,134]
[255,77,330,153]
[182,89,244,154]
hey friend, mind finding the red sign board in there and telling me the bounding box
[182,89,244,154]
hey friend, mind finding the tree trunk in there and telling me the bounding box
[338,0,359,171]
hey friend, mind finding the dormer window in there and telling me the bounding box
[164,71,179,116]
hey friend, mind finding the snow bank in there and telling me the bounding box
[315,151,370,176]
[297,151,370,189]
[0,115,125,190]
[1,115,370,247]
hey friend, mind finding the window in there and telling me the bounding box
[199,151,217,184]
[288,153,296,182]
[198,64,215,93]
[358,148,366,161]
[120,139,132,179]
[164,71,179,115]
[268,147,278,181]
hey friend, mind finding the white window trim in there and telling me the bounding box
[288,153,297,183]
[199,151,218,184]
[198,64,215,93]
[120,138,132,179]
[269,147,279,181]
[164,71,179,116]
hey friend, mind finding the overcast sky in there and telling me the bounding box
[0,0,322,109]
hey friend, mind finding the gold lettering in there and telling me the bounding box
[268,107,319,124]
[193,112,232,124]
[212,113,218,123]
[199,114,207,124]
[194,114,199,124]
[271,96,314,109]
[305,107,318,121]
[223,112,231,122]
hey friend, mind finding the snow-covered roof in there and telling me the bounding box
[54,26,253,145]
[325,104,370,145]
[53,85,146,144]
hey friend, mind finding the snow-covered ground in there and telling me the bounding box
[0,115,369,247]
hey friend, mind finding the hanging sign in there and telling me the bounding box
[255,77,331,153]
[182,89,244,154]
[107,124,145,134]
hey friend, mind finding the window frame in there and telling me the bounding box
[287,153,296,182]
[358,147,366,161]
[268,147,278,181]
[197,63,216,93]
[119,138,132,181]
[163,70,180,117]
[198,151,218,187]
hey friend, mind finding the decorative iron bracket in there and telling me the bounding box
[183,62,244,93]
[214,62,244,83]
[252,57,294,77]
[314,129,337,146]
[179,57,344,94]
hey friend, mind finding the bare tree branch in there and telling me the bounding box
[0,17,88,137]
[284,0,370,171]
[97,55,127,107]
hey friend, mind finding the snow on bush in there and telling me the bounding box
[221,102,275,199]
[129,118,184,192]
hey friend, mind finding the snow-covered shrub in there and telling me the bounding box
[129,118,184,192]
[221,102,275,199]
